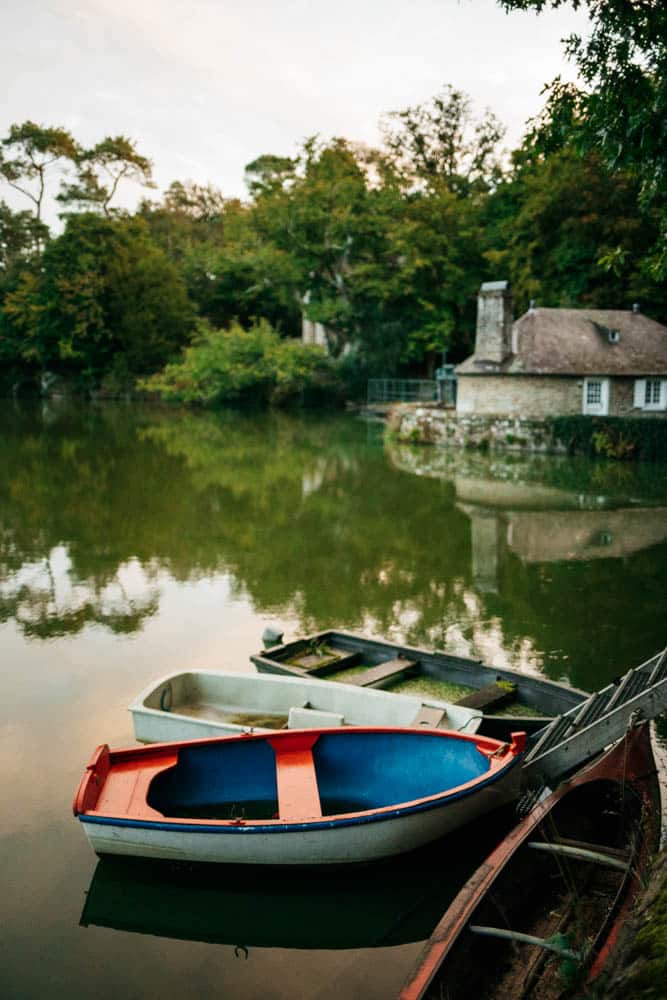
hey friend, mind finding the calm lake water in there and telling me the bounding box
[2,399,667,999]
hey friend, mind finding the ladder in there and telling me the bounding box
[522,647,667,785]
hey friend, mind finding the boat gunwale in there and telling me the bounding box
[129,668,438,722]
[251,630,589,709]
[399,721,659,1000]
[75,726,525,833]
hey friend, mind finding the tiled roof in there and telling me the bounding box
[457,308,667,376]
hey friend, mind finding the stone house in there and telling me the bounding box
[456,282,667,418]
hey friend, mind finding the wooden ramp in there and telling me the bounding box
[523,647,667,785]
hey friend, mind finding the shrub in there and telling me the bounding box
[139,318,342,408]
[591,428,636,460]
[548,416,667,462]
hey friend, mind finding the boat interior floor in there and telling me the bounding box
[145,730,495,824]
[169,702,288,729]
[426,779,649,1000]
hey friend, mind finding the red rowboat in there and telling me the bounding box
[400,721,660,999]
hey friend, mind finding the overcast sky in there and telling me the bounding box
[2,0,589,213]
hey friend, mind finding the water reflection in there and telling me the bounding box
[0,401,471,641]
[80,816,510,951]
[386,441,667,690]
[387,441,667,508]
[0,547,159,638]
[3,402,667,999]
[1,401,666,693]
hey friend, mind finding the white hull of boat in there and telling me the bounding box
[80,771,519,865]
[129,670,482,742]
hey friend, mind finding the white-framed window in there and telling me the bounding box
[583,378,609,415]
[633,379,667,411]
[646,379,662,406]
[587,381,602,405]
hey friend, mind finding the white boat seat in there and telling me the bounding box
[410,706,448,728]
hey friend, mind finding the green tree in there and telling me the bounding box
[0,202,50,371]
[0,202,48,279]
[247,138,407,362]
[381,85,505,195]
[279,138,377,356]
[139,180,227,265]
[397,187,487,363]
[244,154,297,197]
[58,135,154,215]
[1,213,194,379]
[0,121,79,220]
[500,0,667,274]
[248,133,487,372]
[140,185,301,334]
[484,144,667,319]
[162,179,227,222]
[182,238,301,334]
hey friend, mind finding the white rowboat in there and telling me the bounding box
[129,670,482,742]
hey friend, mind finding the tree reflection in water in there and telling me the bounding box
[1,399,666,692]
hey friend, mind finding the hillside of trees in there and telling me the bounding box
[1,0,666,406]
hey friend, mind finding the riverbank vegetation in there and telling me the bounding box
[548,416,667,463]
[1,2,665,405]
[138,319,342,407]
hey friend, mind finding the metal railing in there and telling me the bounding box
[367,379,438,404]
[367,375,457,405]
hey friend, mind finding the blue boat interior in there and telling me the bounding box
[147,731,491,821]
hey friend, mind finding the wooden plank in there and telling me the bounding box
[96,753,179,819]
[410,706,448,728]
[344,657,418,688]
[270,738,322,821]
[456,682,516,711]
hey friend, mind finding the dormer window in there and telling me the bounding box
[592,321,621,344]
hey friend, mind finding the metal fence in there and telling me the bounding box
[367,379,438,404]
[367,374,457,405]
[436,367,458,406]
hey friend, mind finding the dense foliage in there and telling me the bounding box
[1,214,194,384]
[1,47,666,405]
[139,319,341,407]
[500,0,667,277]
[548,416,667,462]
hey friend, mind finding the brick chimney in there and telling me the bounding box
[474,281,512,363]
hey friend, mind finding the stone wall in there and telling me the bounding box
[457,374,654,418]
[387,403,565,453]
[612,378,637,416]
[457,375,580,417]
